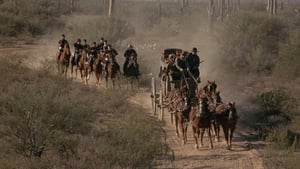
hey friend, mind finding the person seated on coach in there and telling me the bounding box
[73,38,83,65]
[186,47,201,83]
[123,44,138,73]
[175,51,187,74]
[57,34,69,60]
[88,42,98,73]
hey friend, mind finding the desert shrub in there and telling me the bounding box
[264,147,300,169]
[273,28,300,79]
[218,12,288,74]
[0,56,164,168]
[255,89,298,140]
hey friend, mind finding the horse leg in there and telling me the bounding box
[175,114,179,137]
[229,126,235,150]
[222,124,230,149]
[208,127,213,149]
[183,123,188,144]
[180,119,185,145]
[200,128,205,147]
[193,126,199,149]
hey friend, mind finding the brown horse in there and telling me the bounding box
[92,51,106,86]
[215,102,238,149]
[104,52,120,89]
[190,95,213,149]
[208,91,223,141]
[78,48,90,84]
[57,43,71,78]
[173,89,190,145]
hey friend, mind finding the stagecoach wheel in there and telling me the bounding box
[166,75,170,96]
[151,77,157,115]
[159,90,164,121]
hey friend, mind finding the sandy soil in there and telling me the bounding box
[130,91,266,169]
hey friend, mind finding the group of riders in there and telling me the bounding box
[57,34,139,76]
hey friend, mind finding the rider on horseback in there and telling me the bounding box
[97,37,105,53]
[123,44,138,75]
[73,38,83,66]
[186,47,201,83]
[57,34,69,60]
[89,42,98,73]
[82,39,90,51]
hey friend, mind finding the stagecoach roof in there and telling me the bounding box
[163,48,183,56]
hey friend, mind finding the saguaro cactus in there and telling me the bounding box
[108,0,115,17]
[208,0,215,33]
[267,0,277,15]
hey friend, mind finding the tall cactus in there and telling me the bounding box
[219,0,224,22]
[108,0,115,17]
[267,0,277,15]
[208,0,215,33]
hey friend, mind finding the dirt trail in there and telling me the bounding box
[130,91,265,169]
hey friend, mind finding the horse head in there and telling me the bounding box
[227,102,238,120]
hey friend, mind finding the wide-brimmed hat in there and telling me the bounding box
[192,47,198,52]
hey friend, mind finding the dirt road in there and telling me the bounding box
[130,91,265,169]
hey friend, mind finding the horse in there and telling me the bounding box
[123,55,139,90]
[215,102,238,150]
[208,91,223,141]
[70,51,81,79]
[57,43,71,78]
[104,52,120,89]
[77,48,90,84]
[172,87,190,145]
[92,51,106,86]
[189,95,214,149]
[203,80,217,97]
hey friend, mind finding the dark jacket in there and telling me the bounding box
[186,53,200,70]
[124,48,137,60]
[74,43,83,54]
[175,57,186,71]
[59,39,68,50]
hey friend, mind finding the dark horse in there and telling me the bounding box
[124,55,139,90]
[57,43,71,78]
[189,95,214,149]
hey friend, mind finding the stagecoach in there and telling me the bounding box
[150,48,199,119]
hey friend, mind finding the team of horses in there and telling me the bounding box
[56,43,139,89]
[167,80,239,150]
